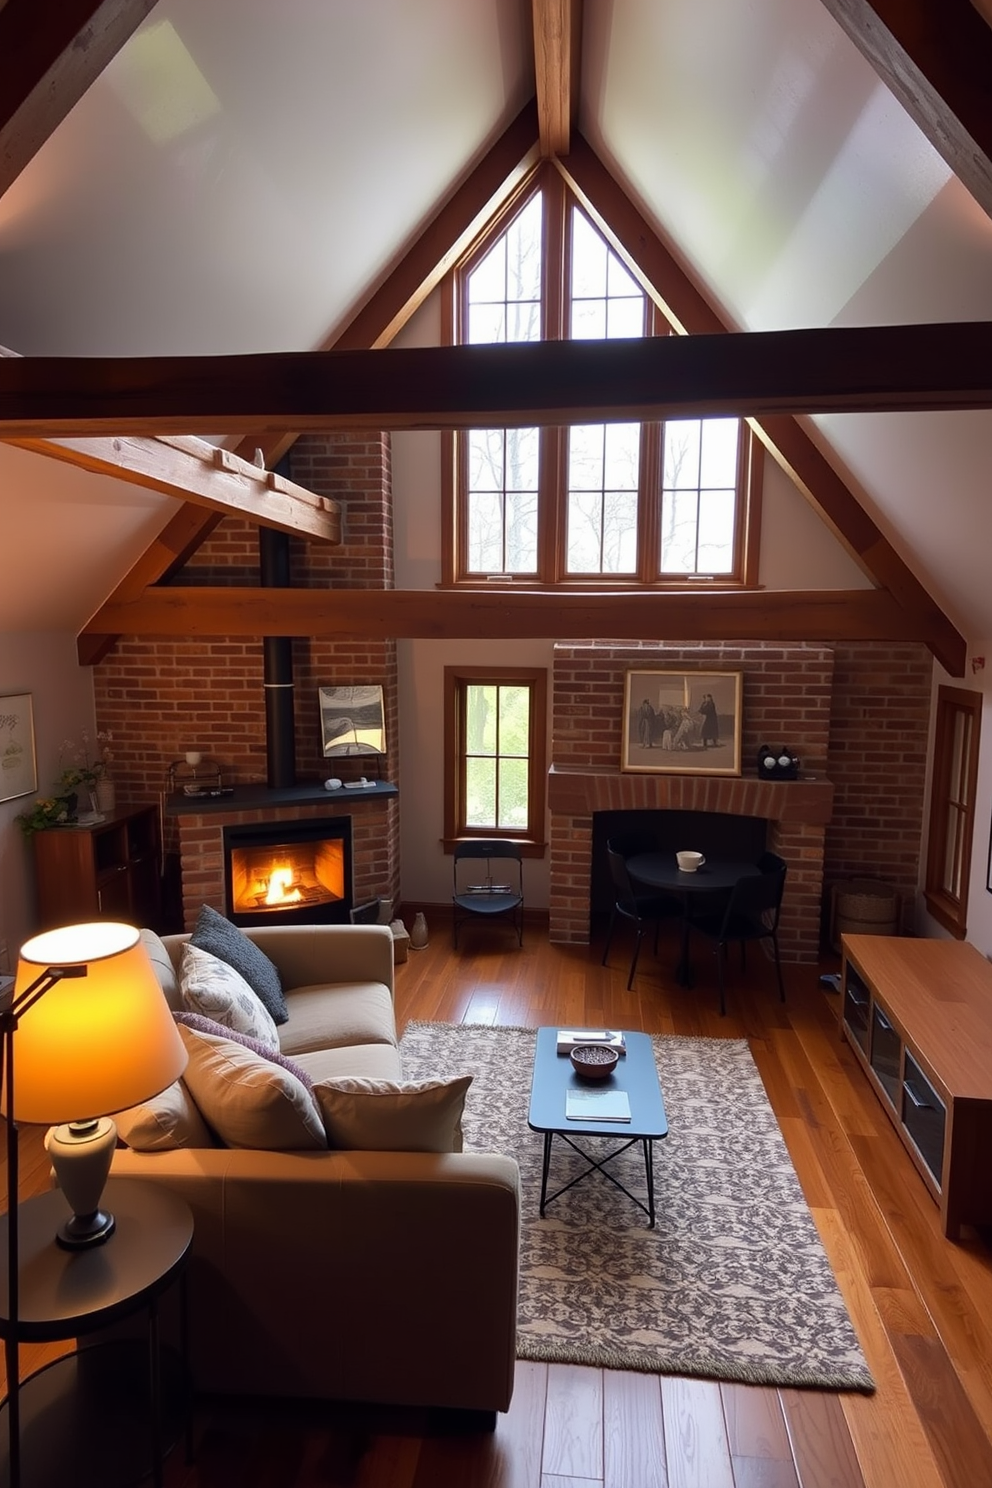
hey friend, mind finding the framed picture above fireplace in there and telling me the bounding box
[621,669,742,776]
[320,685,386,757]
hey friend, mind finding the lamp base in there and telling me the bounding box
[44,1118,118,1251]
[55,1208,116,1250]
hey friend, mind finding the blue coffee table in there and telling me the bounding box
[527,1027,668,1226]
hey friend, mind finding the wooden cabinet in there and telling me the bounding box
[32,804,161,932]
[840,934,992,1239]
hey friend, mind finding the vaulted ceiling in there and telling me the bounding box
[1,0,991,668]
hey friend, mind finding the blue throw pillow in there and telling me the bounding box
[189,904,289,1025]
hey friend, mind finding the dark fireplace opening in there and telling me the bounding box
[223,817,353,927]
[590,809,768,920]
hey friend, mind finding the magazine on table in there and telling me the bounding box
[565,1087,631,1122]
[556,1029,626,1056]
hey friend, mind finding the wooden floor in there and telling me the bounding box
[7,916,992,1487]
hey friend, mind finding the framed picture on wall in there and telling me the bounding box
[319,685,386,757]
[621,670,743,776]
[0,693,38,803]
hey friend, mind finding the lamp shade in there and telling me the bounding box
[10,922,187,1125]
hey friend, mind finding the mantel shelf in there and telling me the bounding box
[547,765,833,824]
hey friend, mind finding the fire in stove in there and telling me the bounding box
[230,839,346,917]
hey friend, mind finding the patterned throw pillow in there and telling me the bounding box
[173,1010,313,1091]
[312,1074,473,1153]
[176,1023,325,1151]
[180,942,280,1053]
[190,903,288,1025]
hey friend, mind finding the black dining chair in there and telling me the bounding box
[601,843,681,990]
[452,839,524,947]
[688,853,787,1014]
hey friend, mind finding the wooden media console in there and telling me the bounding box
[840,934,992,1239]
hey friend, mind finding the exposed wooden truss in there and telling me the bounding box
[7,433,340,541]
[555,135,966,674]
[232,100,540,473]
[532,0,581,157]
[819,0,992,222]
[88,585,930,646]
[3,322,992,437]
[0,0,158,200]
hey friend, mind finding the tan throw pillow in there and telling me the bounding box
[116,1079,216,1151]
[177,1024,325,1151]
[180,941,280,1053]
[313,1074,472,1153]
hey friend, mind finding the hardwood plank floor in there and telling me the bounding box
[5,917,992,1487]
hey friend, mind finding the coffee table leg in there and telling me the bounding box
[540,1133,553,1216]
[643,1139,655,1228]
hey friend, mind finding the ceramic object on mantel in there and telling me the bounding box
[410,912,429,950]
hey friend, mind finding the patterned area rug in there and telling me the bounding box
[399,1021,875,1392]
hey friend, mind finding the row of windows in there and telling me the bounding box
[443,167,760,589]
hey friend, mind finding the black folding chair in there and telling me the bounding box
[452,840,524,947]
[601,843,681,990]
[688,853,787,1014]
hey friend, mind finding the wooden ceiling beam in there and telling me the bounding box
[532,0,581,157]
[7,432,341,541]
[0,0,158,200]
[555,133,966,675]
[84,584,937,648]
[818,0,992,222]
[3,322,992,438]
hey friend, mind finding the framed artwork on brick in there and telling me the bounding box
[319,685,386,757]
[0,692,38,803]
[621,670,742,776]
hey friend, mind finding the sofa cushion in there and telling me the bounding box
[181,942,280,1052]
[177,1024,325,1150]
[174,1011,315,1091]
[277,982,397,1058]
[294,1042,403,1085]
[116,1079,216,1151]
[190,903,288,1025]
[313,1074,472,1153]
[140,927,182,1012]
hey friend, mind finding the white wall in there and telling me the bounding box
[918,646,992,960]
[0,633,96,965]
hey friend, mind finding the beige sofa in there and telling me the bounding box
[110,923,520,1421]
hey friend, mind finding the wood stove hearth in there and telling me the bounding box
[223,817,353,927]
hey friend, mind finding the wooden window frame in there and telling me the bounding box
[440,164,762,591]
[924,684,982,938]
[442,665,548,857]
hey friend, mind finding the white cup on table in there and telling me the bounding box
[676,850,705,873]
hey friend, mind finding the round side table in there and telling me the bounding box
[0,1177,193,1488]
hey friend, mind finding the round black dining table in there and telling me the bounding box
[625,853,760,987]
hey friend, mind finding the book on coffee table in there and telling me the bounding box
[565,1087,631,1122]
[556,1029,626,1056]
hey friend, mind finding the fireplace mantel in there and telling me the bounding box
[165,781,398,816]
[547,766,833,824]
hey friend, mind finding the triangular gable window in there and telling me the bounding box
[442,165,760,588]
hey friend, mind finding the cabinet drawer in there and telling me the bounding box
[901,1052,946,1188]
[842,965,870,1053]
[870,1004,901,1108]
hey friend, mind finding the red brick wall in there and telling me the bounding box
[824,642,932,935]
[92,433,400,925]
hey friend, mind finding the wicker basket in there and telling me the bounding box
[830,878,899,953]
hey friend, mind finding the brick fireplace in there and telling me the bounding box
[549,642,839,960]
[166,783,398,932]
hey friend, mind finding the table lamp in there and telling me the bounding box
[6,922,187,1248]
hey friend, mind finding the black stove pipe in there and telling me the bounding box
[259,528,296,790]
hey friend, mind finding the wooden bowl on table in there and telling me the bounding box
[570,1044,619,1081]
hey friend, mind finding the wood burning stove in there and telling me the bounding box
[223,817,353,926]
